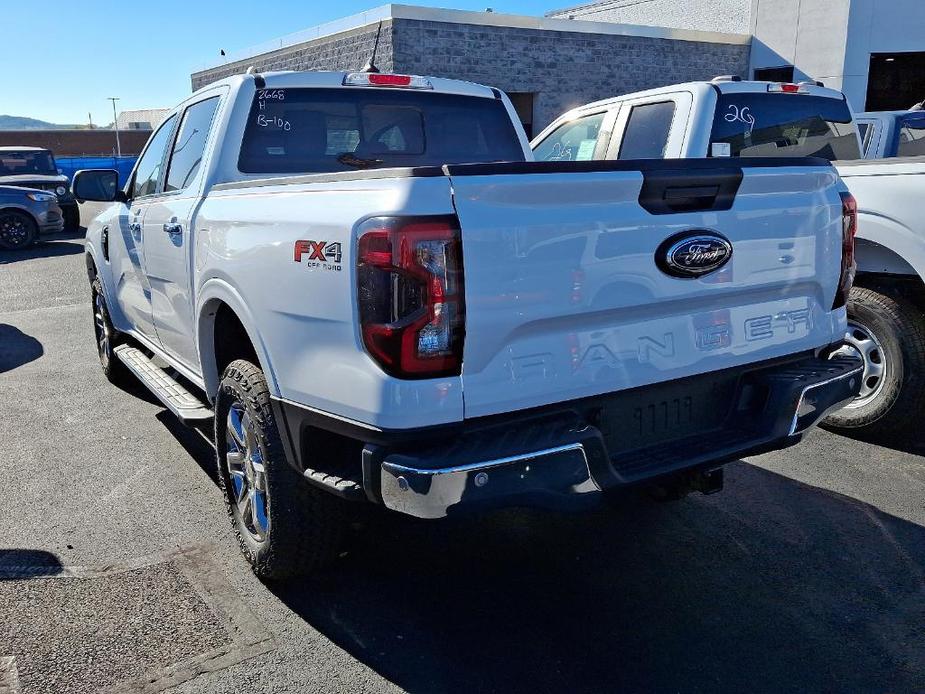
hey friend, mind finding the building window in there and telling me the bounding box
[754,66,795,83]
[867,53,925,111]
[506,93,535,139]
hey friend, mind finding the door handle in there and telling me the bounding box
[163,222,183,236]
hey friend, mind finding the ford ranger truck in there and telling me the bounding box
[535,78,925,436]
[74,70,862,578]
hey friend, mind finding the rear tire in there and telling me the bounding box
[824,286,925,436]
[0,210,38,250]
[215,359,349,579]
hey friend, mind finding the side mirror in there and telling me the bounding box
[72,169,124,203]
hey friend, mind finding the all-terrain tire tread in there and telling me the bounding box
[825,286,925,435]
[216,359,346,580]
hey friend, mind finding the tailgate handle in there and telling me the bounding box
[663,185,721,210]
[639,168,744,215]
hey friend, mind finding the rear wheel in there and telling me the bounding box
[0,210,38,250]
[824,286,925,436]
[215,359,350,579]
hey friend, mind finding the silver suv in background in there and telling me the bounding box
[0,185,64,249]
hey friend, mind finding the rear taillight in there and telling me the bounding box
[833,192,858,310]
[357,217,465,379]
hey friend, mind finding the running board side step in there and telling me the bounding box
[113,345,213,422]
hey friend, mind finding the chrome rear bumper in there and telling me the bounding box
[374,355,863,519]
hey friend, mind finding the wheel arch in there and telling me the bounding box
[855,211,925,281]
[197,279,280,401]
[0,204,39,221]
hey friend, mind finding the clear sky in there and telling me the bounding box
[3,0,548,125]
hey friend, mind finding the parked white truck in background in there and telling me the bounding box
[534,78,925,436]
[75,70,861,578]
[855,108,925,159]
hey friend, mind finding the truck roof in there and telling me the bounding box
[856,110,912,119]
[190,70,501,102]
[563,79,848,119]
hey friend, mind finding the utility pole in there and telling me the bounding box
[108,97,121,157]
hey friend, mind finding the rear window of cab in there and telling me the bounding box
[238,87,525,174]
[710,92,861,161]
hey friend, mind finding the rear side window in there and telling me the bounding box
[165,97,220,192]
[238,88,525,174]
[618,102,676,160]
[895,113,925,158]
[710,93,860,161]
[857,122,872,154]
[533,112,606,162]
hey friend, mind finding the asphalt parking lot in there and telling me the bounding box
[2,209,925,693]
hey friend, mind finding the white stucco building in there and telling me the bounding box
[548,0,925,112]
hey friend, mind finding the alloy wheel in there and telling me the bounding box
[93,290,111,367]
[225,403,270,543]
[0,214,31,248]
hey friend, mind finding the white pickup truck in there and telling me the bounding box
[856,109,925,159]
[75,70,861,578]
[535,78,925,436]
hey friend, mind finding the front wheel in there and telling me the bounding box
[0,210,38,250]
[91,277,128,384]
[215,359,349,579]
[824,286,925,436]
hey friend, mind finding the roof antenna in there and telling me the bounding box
[361,21,383,73]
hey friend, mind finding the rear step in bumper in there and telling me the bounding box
[375,355,863,519]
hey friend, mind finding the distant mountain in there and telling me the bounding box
[0,115,78,130]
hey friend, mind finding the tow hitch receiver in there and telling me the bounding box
[649,467,724,502]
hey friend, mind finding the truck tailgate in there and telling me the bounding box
[447,160,846,419]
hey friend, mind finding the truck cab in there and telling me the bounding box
[855,109,925,159]
[532,78,861,164]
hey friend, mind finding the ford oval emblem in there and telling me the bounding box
[656,231,733,279]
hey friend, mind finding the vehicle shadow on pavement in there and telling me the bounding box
[154,411,220,485]
[0,230,85,264]
[0,549,63,579]
[270,462,925,694]
[0,324,43,373]
[828,426,925,457]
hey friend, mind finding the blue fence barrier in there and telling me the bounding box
[55,156,137,186]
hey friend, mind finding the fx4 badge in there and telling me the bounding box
[294,240,343,271]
